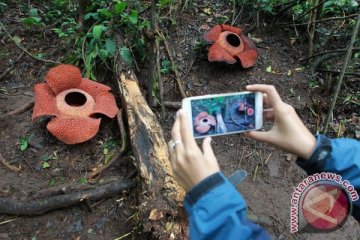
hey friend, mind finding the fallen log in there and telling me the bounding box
[0,180,135,215]
[115,34,185,238]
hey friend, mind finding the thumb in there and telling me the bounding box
[246,130,272,144]
[202,137,216,162]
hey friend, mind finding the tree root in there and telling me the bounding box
[0,153,21,173]
[0,179,136,215]
[88,109,128,179]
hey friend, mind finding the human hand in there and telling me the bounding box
[168,109,220,192]
[245,84,316,160]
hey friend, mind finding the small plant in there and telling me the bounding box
[19,136,29,151]
[40,151,58,169]
[22,8,44,27]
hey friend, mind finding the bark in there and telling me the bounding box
[115,34,185,238]
[0,180,135,215]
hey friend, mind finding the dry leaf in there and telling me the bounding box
[149,208,164,220]
[203,8,212,15]
[199,23,210,31]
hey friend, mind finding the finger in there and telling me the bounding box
[264,108,274,121]
[171,112,182,142]
[246,84,283,109]
[202,137,216,162]
[168,140,177,159]
[245,130,272,144]
[263,93,271,108]
[178,109,197,148]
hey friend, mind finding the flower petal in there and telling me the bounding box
[221,24,242,35]
[237,35,258,68]
[237,49,258,68]
[208,42,237,64]
[78,78,112,98]
[240,34,257,51]
[32,83,60,120]
[203,25,222,43]
[45,65,82,94]
[47,117,101,144]
[91,92,119,118]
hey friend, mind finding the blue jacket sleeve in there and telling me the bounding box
[184,172,271,240]
[296,134,360,220]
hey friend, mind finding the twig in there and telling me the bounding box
[300,47,360,62]
[156,37,165,117]
[252,164,259,182]
[0,24,60,65]
[0,100,34,119]
[294,0,326,22]
[0,153,21,172]
[0,180,136,215]
[284,13,359,27]
[323,14,360,134]
[0,218,20,226]
[146,0,157,105]
[317,68,360,77]
[0,51,26,81]
[264,153,272,165]
[88,109,127,179]
[157,31,187,98]
[307,0,319,57]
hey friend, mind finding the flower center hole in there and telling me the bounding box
[65,92,87,107]
[226,34,241,47]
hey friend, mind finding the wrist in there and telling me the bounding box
[297,134,317,160]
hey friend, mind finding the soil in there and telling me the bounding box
[1,1,359,240]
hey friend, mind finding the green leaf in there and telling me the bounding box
[79,178,88,184]
[92,25,107,40]
[266,66,272,73]
[114,2,126,14]
[49,178,56,187]
[12,35,21,44]
[29,8,39,17]
[84,12,99,20]
[98,8,113,18]
[105,38,116,55]
[42,162,50,169]
[98,49,109,60]
[19,136,28,151]
[129,10,138,24]
[22,17,42,27]
[119,47,132,65]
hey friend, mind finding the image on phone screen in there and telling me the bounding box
[190,93,257,137]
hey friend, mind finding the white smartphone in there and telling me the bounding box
[181,91,263,138]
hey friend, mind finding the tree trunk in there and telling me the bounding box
[115,34,186,239]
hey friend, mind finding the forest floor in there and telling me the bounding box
[1,1,360,240]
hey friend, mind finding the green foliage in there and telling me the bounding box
[22,8,44,27]
[79,177,88,184]
[40,151,58,169]
[255,0,358,17]
[52,18,79,38]
[19,136,29,151]
[0,1,7,13]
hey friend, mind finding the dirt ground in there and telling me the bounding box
[1,1,360,239]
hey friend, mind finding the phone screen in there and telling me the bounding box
[190,93,257,137]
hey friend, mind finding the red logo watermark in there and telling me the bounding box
[290,172,358,233]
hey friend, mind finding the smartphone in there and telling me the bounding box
[182,91,263,138]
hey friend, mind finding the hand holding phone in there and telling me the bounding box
[182,91,263,138]
[245,85,316,160]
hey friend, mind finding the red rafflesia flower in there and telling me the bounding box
[204,24,258,68]
[194,112,216,134]
[32,64,119,144]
